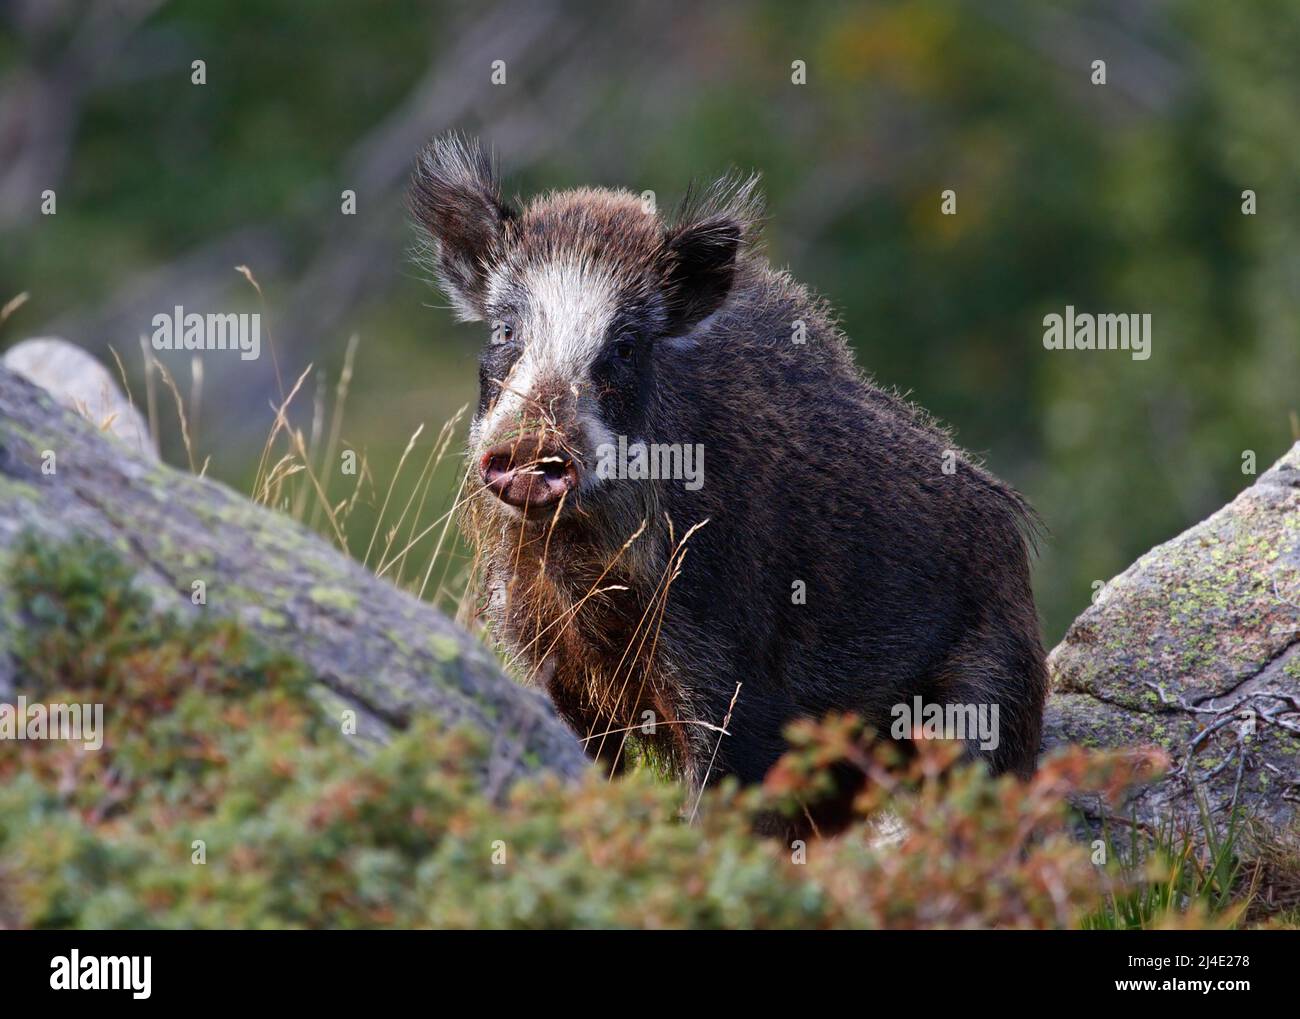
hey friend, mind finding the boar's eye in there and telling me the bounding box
[490,320,515,346]
[613,335,635,362]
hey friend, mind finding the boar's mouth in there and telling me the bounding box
[479,435,580,513]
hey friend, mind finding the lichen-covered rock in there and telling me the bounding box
[1045,441,1300,835]
[0,363,590,791]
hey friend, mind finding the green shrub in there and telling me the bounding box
[0,535,1207,929]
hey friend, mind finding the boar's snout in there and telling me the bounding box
[479,433,580,511]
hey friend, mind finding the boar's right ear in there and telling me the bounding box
[661,173,762,335]
[408,134,518,321]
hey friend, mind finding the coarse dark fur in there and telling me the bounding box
[409,134,1048,825]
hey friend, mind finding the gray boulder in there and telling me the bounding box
[1045,441,1300,836]
[0,360,590,793]
[3,337,154,459]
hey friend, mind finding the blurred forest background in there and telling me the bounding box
[1,0,1295,644]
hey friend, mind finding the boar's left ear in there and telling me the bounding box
[408,133,518,321]
[661,173,762,335]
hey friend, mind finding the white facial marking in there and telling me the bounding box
[575,409,618,493]
[479,257,620,442]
